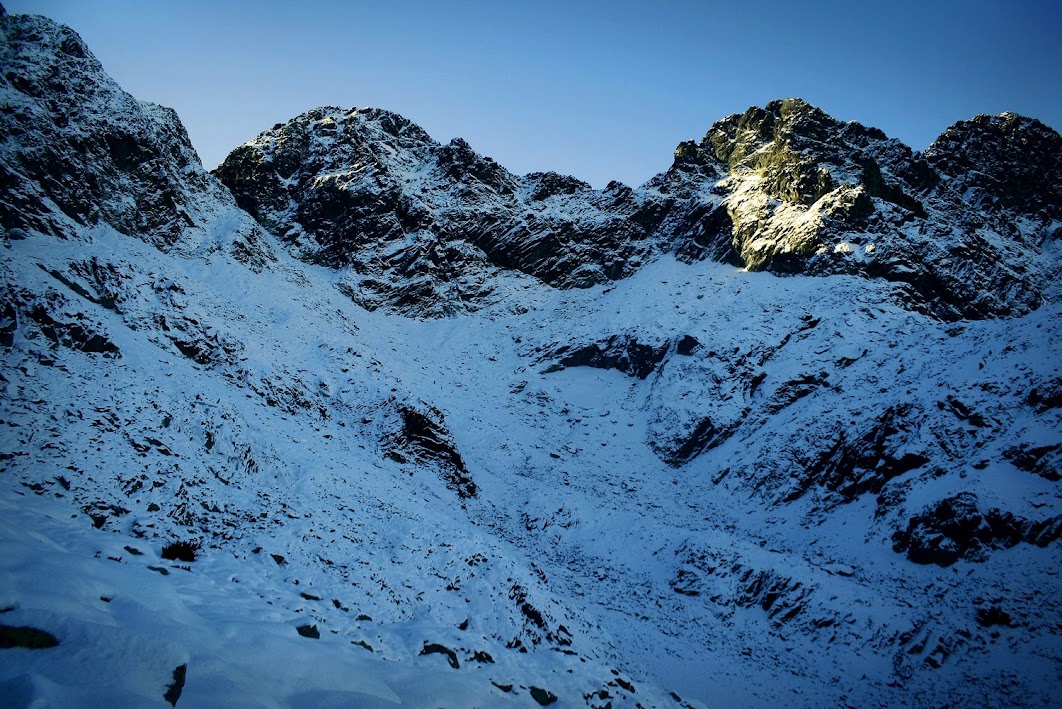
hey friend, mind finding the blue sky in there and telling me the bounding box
[8,0,1061,188]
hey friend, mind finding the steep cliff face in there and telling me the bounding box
[925,111,1062,221]
[213,107,666,315]
[216,97,1060,321]
[2,8,1061,709]
[0,9,271,263]
[641,97,1059,320]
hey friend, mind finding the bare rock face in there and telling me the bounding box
[213,108,667,316]
[216,97,1060,322]
[892,493,1062,566]
[654,98,928,272]
[0,11,271,264]
[657,98,1059,320]
[382,402,477,499]
[540,334,671,380]
[925,112,1062,221]
[783,403,930,503]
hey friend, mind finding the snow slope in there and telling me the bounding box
[1,7,1061,708]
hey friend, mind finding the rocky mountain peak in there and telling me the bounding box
[213,107,669,315]
[694,97,921,208]
[211,95,1058,321]
[0,10,267,263]
[650,98,1057,319]
[1,6,99,77]
[926,111,1062,221]
[213,105,439,237]
[702,97,840,169]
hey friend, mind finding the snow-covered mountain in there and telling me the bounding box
[2,7,1060,708]
[214,96,1060,322]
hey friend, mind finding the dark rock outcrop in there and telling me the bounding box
[670,544,821,630]
[382,403,477,498]
[1027,378,1062,412]
[975,605,1013,628]
[215,97,1060,321]
[529,686,558,706]
[419,642,460,669]
[0,11,271,264]
[785,404,929,502]
[295,624,320,639]
[542,334,669,380]
[0,625,60,649]
[660,415,738,467]
[213,107,666,315]
[163,664,186,707]
[675,335,701,356]
[892,493,1062,566]
[1004,443,1061,481]
[2,285,120,357]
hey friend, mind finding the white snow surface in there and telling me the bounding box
[1,9,1061,709]
[2,215,1060,706]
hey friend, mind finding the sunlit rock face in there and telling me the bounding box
[217,97,1060,321]
[655,98,1060,320]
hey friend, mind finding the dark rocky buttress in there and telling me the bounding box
[215,98,1060,320]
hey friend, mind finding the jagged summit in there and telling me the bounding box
[2,2,1057,322]
[214,95,1060,320]
[926,111,1062,221]
[0,9,269,262]
[213,103,664,315]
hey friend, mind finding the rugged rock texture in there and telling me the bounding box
[655,98,1060,320]
[0,10,271,263]
[925,112,1062,220]
[1,284,120,358]
[540,334,670,380]
[783,403,930,502]
[381,402,478,498]
[893,493,1062,566]
[216,98,1060,321]
[213,107,666,315]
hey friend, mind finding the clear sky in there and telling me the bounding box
[7,0,1061,188]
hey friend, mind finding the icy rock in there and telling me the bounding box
[296,624,320,639]
[382,403,477,498]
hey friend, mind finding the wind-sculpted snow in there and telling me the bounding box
[1,7,1061,708]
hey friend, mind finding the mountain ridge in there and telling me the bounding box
[213,97,1061,321]
[2,8,1061,708]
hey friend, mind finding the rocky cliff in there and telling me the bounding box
[0,9,271,265]
[216,98,1060,321]
[212,105,667,315]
